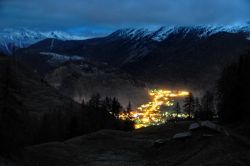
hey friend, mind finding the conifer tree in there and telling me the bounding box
[175,102,181,116]
[183,92,195,118]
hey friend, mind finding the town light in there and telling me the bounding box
[119,89,190,129]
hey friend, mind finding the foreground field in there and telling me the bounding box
[12,122,250,166]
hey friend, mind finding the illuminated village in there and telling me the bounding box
[119,89,190,129]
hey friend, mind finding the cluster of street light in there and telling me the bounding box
[119,89,190,129]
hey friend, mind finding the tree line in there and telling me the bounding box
[217,53,250,125]
[174,90,216,121]
[174,51,250,130]
[0,92,134,153]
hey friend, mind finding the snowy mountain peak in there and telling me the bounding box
[110,28,152,40]
[0,28,86,54]
[1,28,86,40]
[110,23,250,42]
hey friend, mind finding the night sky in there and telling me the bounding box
[0,0,250,36]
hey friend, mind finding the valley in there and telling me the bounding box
[1,22,250,166]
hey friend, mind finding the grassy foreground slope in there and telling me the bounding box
[19,122,250,166]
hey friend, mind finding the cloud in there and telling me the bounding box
[0,0,250,31]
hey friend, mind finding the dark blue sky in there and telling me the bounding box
[0,0,250,36]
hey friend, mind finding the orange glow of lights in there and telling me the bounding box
[119,89,190,129]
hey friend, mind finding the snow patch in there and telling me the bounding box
[40,52,83,66]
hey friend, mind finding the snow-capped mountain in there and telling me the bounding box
[110,23,250,42]
[16,23,250,89]
[104,23,250,64]
[0,28,86,54]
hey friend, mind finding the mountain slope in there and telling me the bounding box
[123,31,250,89]
[45,60,149,107]
[0,56,82,150]
[0,56,135,152]
[0,56,79,113]
[16,24,250,89]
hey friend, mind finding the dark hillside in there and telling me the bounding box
[0,56,133,152]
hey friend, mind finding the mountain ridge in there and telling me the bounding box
[0,28,86,54]
[15,24,250,90]
[2,23,250,55]
[109,23,250,42]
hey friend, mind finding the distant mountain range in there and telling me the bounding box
[2,24,250,55]
[15,23,250,91]
[0,28,86,54]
